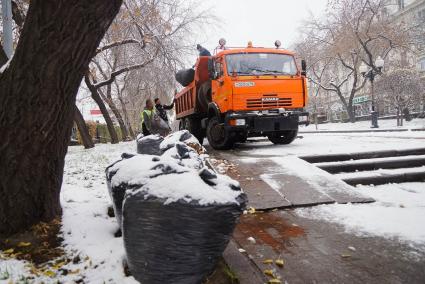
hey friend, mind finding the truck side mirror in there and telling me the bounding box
[208,58,216,79]
[301,60,307,76]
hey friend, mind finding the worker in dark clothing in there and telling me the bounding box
[141,99,154,136]
[154,97,174,123]
[196,44,211,56]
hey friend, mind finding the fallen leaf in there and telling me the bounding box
[275,259,285,267]
[264,269,275,277]
[3,248,14,254]
[247,207,256,214]
[43,270,56,277]
[17,242,31,247]
[238,248,246,253]
[348,246,356,252]
[268,279,282,284]
[341,254,351,258]
[262,259,273,264]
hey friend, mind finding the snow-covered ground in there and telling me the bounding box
[1,121,425,282]
[296,182,425,251]
[302,117,425,131]
[1,142,138,283]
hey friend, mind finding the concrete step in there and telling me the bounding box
[300,147,425,163]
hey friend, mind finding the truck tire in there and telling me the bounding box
[207,117,234,150]
[181,117,205,145]
[197,81,212,113]
[267,130,298,145]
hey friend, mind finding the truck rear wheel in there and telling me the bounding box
[207,117,234,150]
[267,130,298,145]
[180,117,205,145]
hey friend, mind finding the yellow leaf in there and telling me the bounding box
[43,270,56,277]
[262,259,273,264]
[341,254,351,258]
[52,261,66,270]
[247,207,256,214]
[268,279,282,284]
[17,242,31,247]
[275,259,285,267]
[3,248,14,254]
[68,269,80,274]
[264,269,275,277]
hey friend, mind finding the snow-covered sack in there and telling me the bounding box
[136,130,201,157]
[106,130,247,283]
[136,134,164,156]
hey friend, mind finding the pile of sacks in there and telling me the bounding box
[106,130,247,284]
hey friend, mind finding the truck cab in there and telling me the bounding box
[175,41,309,150]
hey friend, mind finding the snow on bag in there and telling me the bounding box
[136,134,164,155]
[106,131,247,283]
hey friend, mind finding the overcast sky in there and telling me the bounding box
[199,0,329,52]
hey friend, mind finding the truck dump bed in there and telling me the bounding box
[175,57,210,119]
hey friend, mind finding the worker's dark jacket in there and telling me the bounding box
[199,47,211,56]
[155,102,174,122]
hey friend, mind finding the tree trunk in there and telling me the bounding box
[346,104,356,123]
[118,96,135,138]
[85,76,120,144]
[74,105,95,149]
[0,0,122,236]
[0,44,8,66]
[396,108,401,126]
[100,87,129,140]
[108,101,129,140]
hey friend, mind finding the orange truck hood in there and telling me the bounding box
[231,77,305,110]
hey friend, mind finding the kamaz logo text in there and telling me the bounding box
[262,97,279,102]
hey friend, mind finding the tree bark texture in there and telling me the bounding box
[74,105,95,149]
[108,100,129,140]
[85,76,120,144]
[0,0,122,236]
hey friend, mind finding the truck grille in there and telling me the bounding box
[246,96,292,109]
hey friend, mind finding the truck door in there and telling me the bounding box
[211,57,227,112]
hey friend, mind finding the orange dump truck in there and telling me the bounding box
[175,40,309,150]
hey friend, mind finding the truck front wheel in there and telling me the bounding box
[267,130,298,145]
[207,117,234,150]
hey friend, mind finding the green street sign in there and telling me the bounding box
[353,96,368,105]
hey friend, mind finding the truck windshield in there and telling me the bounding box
[225,53,297,76]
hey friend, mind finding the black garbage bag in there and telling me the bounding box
[122,168,247,284]
[160,130,199,152]
[175,68,195,87]
[136,134,164,155]
[106,155,188,226]
[162,142,205,169]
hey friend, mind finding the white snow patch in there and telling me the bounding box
[335,166,425,180]
[296,182,425,248]
[127,169,242,206]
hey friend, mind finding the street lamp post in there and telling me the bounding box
[359,56,385,128]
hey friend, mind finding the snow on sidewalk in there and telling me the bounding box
[302,118,425,131]
[296,182,425,251]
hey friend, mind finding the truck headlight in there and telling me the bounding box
[229,119,246,126]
